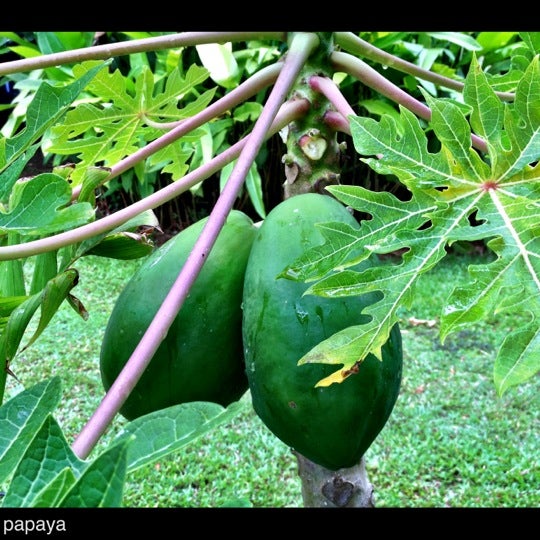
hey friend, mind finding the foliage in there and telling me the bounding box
[0,377,241,507]
[0,32,281,215]
[283,52,539,395]
[0,31,537,507]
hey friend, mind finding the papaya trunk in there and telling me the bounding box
[294,452,375,508]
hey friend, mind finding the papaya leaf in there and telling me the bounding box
[2,415,84,507]
[57,438,131,508]
[0,173,95,236]
[520,32,540,54]
[0,61,106,196]
[0,377,61,484]
[146,137,195,180]
[494,320,540,395]
[76,165,112,207]
[278,186,438,282]
[290,54,540,395]
[48,62,214,184]
[0,143,40,204]
[115,400,244,473]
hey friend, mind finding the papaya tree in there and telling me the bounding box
[0,31,538,509]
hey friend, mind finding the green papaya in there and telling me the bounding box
[242,193,403,470]
[100,210,257,420]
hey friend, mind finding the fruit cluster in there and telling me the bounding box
[100,193,403,470]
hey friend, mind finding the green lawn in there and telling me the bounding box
[4,251,539,508]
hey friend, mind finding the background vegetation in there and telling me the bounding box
[0,31,538,509]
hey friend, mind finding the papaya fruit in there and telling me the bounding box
[242,193,403,470]
[100,210,257,420]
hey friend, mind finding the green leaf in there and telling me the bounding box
[0,378,61,484]
[220,160,266,219]
[279,185,438,283]
[0,173,94,236]
[426,32,482,51]
[0,62,106,176]
[116,400,243,473]
[2,415,84,507]
[476,32,518,52]
[519,32,540,54]
[358,98,401,121]
[232,101,262,123]
[82,232,154,260]
[146,138,194,181]
[289,55,540,393]
[30,468,77,508]
[75,209,159,259]
[57,438,131,508]
[36,32,94,55]
[0,295,27,318]
[494,321,540,395]
[76,166,112,207]
[0,269,79,371]
[466,55,540,178]
[0,143,41,204]
[48,62,213,184]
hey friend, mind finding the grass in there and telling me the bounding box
[3,251,539,508]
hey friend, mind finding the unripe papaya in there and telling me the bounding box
[242,193,403,470]
[100,210,257,420]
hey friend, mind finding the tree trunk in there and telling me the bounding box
[294,451,375,508]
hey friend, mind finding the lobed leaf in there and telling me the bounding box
[291,54,540,393]
[0,62,106,200]
[48,62,214,184]
[280,185,439,282]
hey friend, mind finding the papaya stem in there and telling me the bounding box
[0,32,287,76]
[334,32,515,102]
[330,51,488,153]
